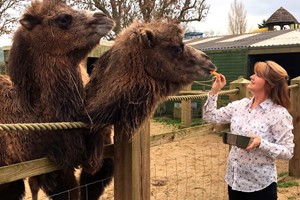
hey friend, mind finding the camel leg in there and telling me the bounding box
[80,158,114,200]
[28,177,40,200]
[40,170,79,200]
[0,180,25,200]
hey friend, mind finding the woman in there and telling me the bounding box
[203,61,294,200]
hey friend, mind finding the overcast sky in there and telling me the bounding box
[1,0,300,46]
[191,0,300,35]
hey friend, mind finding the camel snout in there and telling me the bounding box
[93,12,115,28]
[206,60,217,72]
[93,12,109,19]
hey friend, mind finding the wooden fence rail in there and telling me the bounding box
[0,76,299,200]
[0,123,214,185]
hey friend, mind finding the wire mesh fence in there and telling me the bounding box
[151,143,229,200]
[149,134,300,200]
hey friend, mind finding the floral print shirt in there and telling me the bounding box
[203,93,294,192]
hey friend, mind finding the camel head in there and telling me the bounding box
[112,21,216,84]
[17,0,114,58]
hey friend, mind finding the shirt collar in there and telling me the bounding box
[259,98,273,111]
[246,97,273,111]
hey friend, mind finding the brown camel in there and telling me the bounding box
[79,20,216,200]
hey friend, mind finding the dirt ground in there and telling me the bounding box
[24,120,300,200]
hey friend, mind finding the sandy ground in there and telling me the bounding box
[24,120,300,199]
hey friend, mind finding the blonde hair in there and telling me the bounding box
[254,61,290,109]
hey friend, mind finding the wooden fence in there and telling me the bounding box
[0,76,299,200]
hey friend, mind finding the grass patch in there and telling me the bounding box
[278,172,299,188]
[278,171,289,178]
[278,181,299,188]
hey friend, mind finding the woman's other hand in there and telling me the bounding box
[245,134,261,151]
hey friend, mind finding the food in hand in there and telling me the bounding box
[210,71,219,76]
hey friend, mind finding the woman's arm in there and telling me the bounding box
[203,74,240,124]
[246,111,294,160]
[260,113,294,160]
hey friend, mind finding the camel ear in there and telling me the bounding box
[19,14,41,30]
[140,29,155,48]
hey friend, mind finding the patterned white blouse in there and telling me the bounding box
[203,93,294,192]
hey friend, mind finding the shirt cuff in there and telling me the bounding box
[258,138,268,150]
[208,92,218,98]
[204,92,218,106]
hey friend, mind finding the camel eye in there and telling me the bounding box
[169,44,183,57]
[54,13,72,29]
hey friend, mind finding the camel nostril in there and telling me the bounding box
[93,12,108,18]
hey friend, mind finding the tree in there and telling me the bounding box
[258,19,267,29]
[69,0,210,39]
[0,0,27,36]
[228,0,247,35]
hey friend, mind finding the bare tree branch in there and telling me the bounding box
[228,0,247,35]
[0,0,27,36]
[68,0,210,38]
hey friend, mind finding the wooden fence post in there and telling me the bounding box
[229,77,251,101]
[218,77,251,144]
[181,84,192,127]
[289,76,300,177]
[114,120,150,200]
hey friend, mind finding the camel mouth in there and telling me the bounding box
[91,17,115,29]
[175,60,216,78]
[190,62,217,78]
[201,62,217,75]
[89,29,112,39]
[93,20,115,28]
[88,19,115,39]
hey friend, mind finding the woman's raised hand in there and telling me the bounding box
[210,73,226,94]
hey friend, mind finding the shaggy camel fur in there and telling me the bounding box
[0,0,114,199]
[79,21,216,200]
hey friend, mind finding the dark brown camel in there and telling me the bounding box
[0,0,114,199]
[79,20,216,200]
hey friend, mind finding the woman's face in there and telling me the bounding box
[247,73,267,94]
